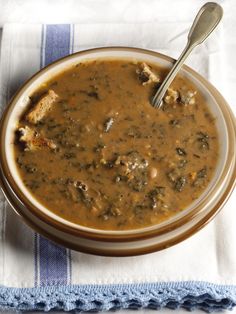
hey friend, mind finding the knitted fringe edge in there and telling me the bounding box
[0,281,235,313]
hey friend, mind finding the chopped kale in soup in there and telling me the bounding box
[14,59,219,230]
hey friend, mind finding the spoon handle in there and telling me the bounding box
[152,2,223,109]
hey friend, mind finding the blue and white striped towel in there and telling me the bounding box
[0,23,235,313]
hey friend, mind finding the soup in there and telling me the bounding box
[14,59,219,230]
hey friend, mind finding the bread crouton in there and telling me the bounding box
[164,88,179,105]
[18,126,56,151]
[180,90,197,105]
[26,89,58,124]
[136,62,160,85]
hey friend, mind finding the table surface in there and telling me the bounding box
[0,0,235,313]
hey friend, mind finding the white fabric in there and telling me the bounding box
[0,13,235,314]
[0,1,236,314]
[0,20,235,291]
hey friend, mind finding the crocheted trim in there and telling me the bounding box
[0,281,235,312]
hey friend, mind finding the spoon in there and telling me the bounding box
[152,2,223,109]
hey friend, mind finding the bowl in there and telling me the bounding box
[0,47,235,256]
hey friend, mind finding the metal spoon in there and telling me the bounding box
[152,2,223,109]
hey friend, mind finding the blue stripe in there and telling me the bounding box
[44,25,71,66]
[38,237,68,286]
[34,233,38,286]
[36,24,72,287]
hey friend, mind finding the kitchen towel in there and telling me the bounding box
[0,23,235,313]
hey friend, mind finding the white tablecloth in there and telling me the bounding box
[0,0,235,313]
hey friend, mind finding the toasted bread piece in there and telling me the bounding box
[180,90,197,105]
[136,62,160,85]
[26,89,58,124]
[19,126,56,151]
[164,88,179,105]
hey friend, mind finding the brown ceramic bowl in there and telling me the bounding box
[0,47,235,256]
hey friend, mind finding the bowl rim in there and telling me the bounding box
[0,46,235,245]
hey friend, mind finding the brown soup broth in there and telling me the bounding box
[14,59,219,230]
